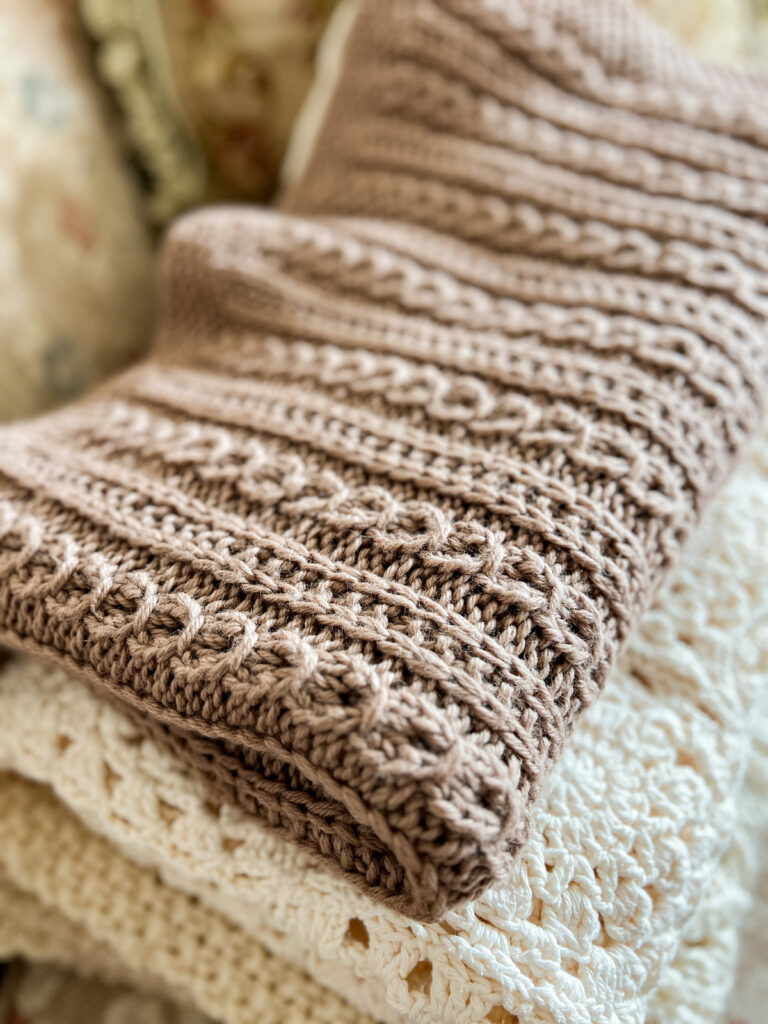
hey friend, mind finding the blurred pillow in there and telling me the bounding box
[80,0,341,221]
[0,0,154,423]
[0,961,210,1024]
[636,0,754,64]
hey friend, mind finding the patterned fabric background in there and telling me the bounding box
[0,0,154,424]
[0,962,210,1024]
[79,0,341,222]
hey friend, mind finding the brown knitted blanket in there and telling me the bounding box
[0,0,766,920]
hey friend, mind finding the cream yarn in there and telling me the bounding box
[0,708,766,1024]
[0,773,382,1024]
[722,704,768,1023]
[2,424,768,1024]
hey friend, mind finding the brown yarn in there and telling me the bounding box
[0,0,767,920]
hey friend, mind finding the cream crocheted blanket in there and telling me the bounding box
[2,424,767,1024]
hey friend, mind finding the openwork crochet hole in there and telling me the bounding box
[157,798,182,826]
[561,956,579,975]
[486,1008,520,1024]
[530,895,544,923]
[103,761,122,796]
[344,917,369,947]
[221,835,245,853]
[55,733,72,754]
[593,912,615,948]
[676,749,698,770]
[406,959,432,996]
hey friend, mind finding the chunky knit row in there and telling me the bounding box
[0,0,767,918]
[3,416,768,1024]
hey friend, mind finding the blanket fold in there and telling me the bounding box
[0,764,759,1024]
[0,0,767,919]
[0,773,386,1024]
[2,419,768,1024]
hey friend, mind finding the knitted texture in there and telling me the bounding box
[667,703,768,1024]
[724,708,768,1023]
[646,699,768,1024]
[0,674,766,1024]
[0,814,760,1024]
[0,773,384,1024]
[0,871,132,987]
[3,421,768,1023]
[1,0,768,919]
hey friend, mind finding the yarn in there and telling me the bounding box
[1,0,768,918]
[0,773,383,1024]
[2,419,768,1023]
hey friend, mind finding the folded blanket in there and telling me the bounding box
[0,846,754,1024]
[3,414,768,1023]
[1,0,767,920]
[0,676,766,1024]
[0,772,386,1024]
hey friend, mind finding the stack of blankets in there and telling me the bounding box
[1,1,768,1022]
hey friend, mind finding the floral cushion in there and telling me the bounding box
[79,0,341,221]
[0,0,154,422]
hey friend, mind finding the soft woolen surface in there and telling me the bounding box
[0,793,761,1024]
[2,421,768,1024]
[0,773,385,1024]
[0,651,766,1024]
[1,0,767,918]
